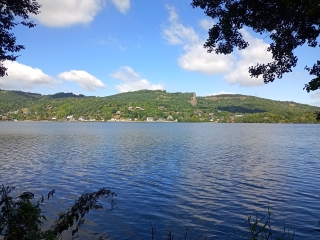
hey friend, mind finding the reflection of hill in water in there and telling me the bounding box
[0,122,319,239]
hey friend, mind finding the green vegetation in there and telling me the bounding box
[0,185,116,239]
[191,0,320,120]
[0,89,319,123]
[0,184,303,239]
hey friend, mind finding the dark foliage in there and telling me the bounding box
[217,106,266,114]
[0,0,41,77]
[49,92,85,99]
[51,188,116,239]
[191,0,320,91]
[0,184,116,239]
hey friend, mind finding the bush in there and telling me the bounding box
[0,184,116,240]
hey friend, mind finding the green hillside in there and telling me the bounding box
[0,89,319,123]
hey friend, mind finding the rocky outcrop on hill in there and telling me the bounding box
[189,93,197,106]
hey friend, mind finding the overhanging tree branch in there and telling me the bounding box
[0,0,41,77]
[191,0,320,91]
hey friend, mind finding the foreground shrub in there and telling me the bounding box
[0,184,116,239]
[242,206,294,240]
[0,184,316,239]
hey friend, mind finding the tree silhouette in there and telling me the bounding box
[0,0,41,77]
[191,0,320,92]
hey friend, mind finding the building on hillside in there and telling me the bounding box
[146,117,154,122]
[10,110,19,114]
[67,115,74,121]
[157,118,166,122]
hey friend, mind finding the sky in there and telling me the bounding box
[1,0,319,106]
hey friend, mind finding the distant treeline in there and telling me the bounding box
[0,89,319,123]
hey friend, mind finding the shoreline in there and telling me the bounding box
[0,120,318,124]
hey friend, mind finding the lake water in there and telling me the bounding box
[0,122,320,239]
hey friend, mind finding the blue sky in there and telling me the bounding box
[1,0,319,106]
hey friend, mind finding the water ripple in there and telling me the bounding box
[0,122,320,239]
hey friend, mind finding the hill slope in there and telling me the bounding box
[0,89,319,123]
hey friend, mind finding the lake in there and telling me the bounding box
[0,122,319,239]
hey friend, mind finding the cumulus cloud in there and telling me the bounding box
[178,44,234,74]
[224,29,273,86]
[111,0,130,14]
[0,61,58,90]
[111,66,163,93]
[33,0,105,27]
[162,5,274,87]
[162,5,233,74]
[58,70,106,91]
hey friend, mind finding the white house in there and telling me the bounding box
[146,117,154,122]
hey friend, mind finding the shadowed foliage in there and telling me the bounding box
[191,0,320,93]
[0,184,116,240]
[0,0,41,77]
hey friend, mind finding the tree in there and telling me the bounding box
[191,0,320,92]
[0,0,41,77]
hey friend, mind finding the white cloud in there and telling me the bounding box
[111,0,130,14]
[162,5,233,74]
[111,66,163,93]
[178,44,234,74]
[58,70,106,91]
[224,29,273,86]
[162,5,199,45]
[166,4,178,22]
[162,6,273,87]
[33,0,105,27]
[310,91,320,99]
[211,91,234,96]
[199,19,214,30]
[0,61,58,90]
[310,101,320,107]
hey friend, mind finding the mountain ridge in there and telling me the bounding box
[0,89,319,123]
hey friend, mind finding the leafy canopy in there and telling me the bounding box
[0,0,41,77]
[191,0,320,92]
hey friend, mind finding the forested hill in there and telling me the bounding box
[0,89,319,123]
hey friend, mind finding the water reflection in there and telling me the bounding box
[0,122,319,239]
